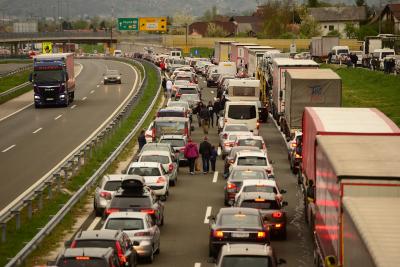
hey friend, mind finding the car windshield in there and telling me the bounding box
[240,199,280,210]
[229,134,251,141]
[180,94,199,101]
[74,240,116,250]
[140,155,170,164]
[128,167,161,176]
[103,181,121,191]
[176,76,191,82]
[238,139,263,149]
[218,213,261,228]
[33,70,64,83]
[243,185,277,194]
[179,88,197,94]
[105,218,144,231]
[158,111,184,118]
[58,258,108,267]
[106,70,118,75]
[237,156,267,166]
[110,196,151,208]
[228,105,257,120]
[220,255,271,267]
[337,49,348,54]
[231,170,266,180]
[174,80,190,85]
[382,52,395,58]
[168,102,188,109]
[160,139,185,147]
[155,121,186,136]
[231,87,256,97]
[225,125,248,132]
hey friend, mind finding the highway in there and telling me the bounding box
[78,76,314,267]
[0,59,139,211]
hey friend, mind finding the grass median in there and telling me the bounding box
[0,60,160,266]
[0,69,31,94]
[322,64,400,126]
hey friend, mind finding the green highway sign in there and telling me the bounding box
[117,18,138,31]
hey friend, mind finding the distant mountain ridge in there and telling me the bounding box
[0,0,381,19]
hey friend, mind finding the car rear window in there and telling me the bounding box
[160,139,185,147]
[140,155,169,164]
[179,88,197,94]
[225,125,248,132]
[238,139,263,149]
[105,218,144,231]
[142,144,170,153]
[231,170,266,180]
[154,121,186,136]
[228,105,257,120]
[240,199,280,210]
[103,181,121,191]
[158,111,184,118]
[110,196,151,208]
[176,76,191,82]
[237,156,267,166]
[128,167,161,176]
[232,87,256,96]
[74,240,116,250]
[243,185,277,194]
[58,258,108,267]
[221,256,271,267]
[229,134,251,141]
[218,213,261,228]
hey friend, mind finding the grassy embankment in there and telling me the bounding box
[0,61,161,266]
[79,44,105,54]
[323,64,400,126]
[0,69,32,104]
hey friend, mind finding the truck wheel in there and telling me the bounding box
[34,103,41,109]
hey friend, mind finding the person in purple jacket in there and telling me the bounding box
[184,138,199,175]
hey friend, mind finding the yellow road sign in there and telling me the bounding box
[139,17,167,32]
[42,42,52,54]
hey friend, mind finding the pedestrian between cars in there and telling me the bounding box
[166,79,173,98]
[199,104,211,134]
[213,98,221,126]
[138,129,147,151]
[162,77,167,96]
[184,138,199,175]
[199,136,212,174]
[207,101,214,128]
[210,145,218,173]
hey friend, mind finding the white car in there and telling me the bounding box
[229,150,273,177]
[234,179,285,204]
[219,123,249,138]
[94,174,125,216]
[220,131,254,157]
[234,135,267,153]
[127,162,170,200]
[101,211,161,262]
[138,150,178,186]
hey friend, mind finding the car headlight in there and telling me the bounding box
[104,77,108,79]
[34,95,40,99]
[117,76,121,79]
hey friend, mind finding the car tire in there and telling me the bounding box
[155,242,160,254]
[34,103,41,109]
[93,201,102,217]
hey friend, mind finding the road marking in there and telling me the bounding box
[54,114,63,120]
[88,217,102,230]
[32,127,42,134]
[213,171,218,183]
[70,104,77,109]
[204,206,212,224]
[194,263,201,267]
[90,90,95,94]
[82,97,87,101]
[217,147,221,156]
[2,144,16,153]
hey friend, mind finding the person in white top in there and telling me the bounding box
[166,80,173,98]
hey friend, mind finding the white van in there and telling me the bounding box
[224,101,259,135]
[113,49,122,57]
[170,50,182,59]
[226,79,260,102]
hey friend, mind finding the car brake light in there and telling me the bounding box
[76,256,90,260]
[275,223,282,228]
[152,128,156,141]
[263,144,266,150]
[227,183,236,190]
[185,127,189,136]
[141,209,155,215]
[223,133,228,139]
[213,230,224,238]
[224,118,227,123]
[257,231,266,238]
[100,191,112,200]
[70,240,77,248]
[272,211,283,218]
[156,112,160,117]
[295,153,302,159]
[256,120,260,129]
[116,241,126,263]
[105,208,119,215]
[291,143,297,148]
[134,231,151,237]
[168,163,174,172]
[157,176,166,184]
[266,167,272,174]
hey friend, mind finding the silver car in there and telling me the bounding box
[94,174,125,216]
[101,211,161,263]
[159,134,188,166]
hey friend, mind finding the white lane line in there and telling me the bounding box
[217,147,221,156]
[90,90,95,94]
[82,97,87,101]
[54,114,63,120]
[194,263,201,267]
[87,217,102,231]
[204,206,212,224]
[70,104,77,109]
[2,144,16,153]
[213,171,219,183]
[32,127,42,134]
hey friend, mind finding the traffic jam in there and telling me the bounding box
[52,42,400,267]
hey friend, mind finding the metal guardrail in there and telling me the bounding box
[0,57,155,255]
[0,82,30,98]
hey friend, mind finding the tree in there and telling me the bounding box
[327,29,341,37]
[357,23,378,40]
[259,0,295,38]
[205,23,228,37]
[344,22,358,38]
[299,15,321,38]
[355,0,365,6]
[202,5,218,22]
[72,20,89,30]
[99,20,107,30]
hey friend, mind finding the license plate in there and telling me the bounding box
[232,232,249,238]
[46,98,54,101]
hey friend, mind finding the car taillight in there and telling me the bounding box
[116,241,126,263]
[263,144,266,150]
[168,163,174,172]
[227,183,237,190]
[70,240,77,248]
[213,230,224,238]
[100,191,112,200]
[266,167,272,174]
[295,153,302,159]
[152,128,156,140]
[157,176,166,184]
[275,223,282,228]
[223,134,228,139]
[224,118,227,123]
[272,211,283,218]
[256,120,260,129]
[141,209,155,215]
[134,231,151,237]
[185,127,188,136]
[105,208,119,215]
[257,231,266,239]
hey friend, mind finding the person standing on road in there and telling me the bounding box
[213,98,221,127]
[199,136,212,174]
[207,101,214,128]
[194,102,204,127]
[210,145,218,173]
[162,77,167,96]
[166,79,173,98]
[199,103,210,134]
[184,138,199,175]
[138,129,147,151]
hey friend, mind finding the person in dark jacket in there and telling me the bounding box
[199,136,212,174]
[199,104,210,134]
[210,145,218,172]
[138,130,147,151]
[162,77,167,96]
[207,101,214,128]
[213,98,221,127]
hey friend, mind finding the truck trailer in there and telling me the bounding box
[310,36,339,61]
[313,135,400,267]
[214,41,236,64]
[281,69,342,141]
[30,53,75,108]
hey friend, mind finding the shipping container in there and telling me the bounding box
[310,36,339,59]
[214,41,236,64]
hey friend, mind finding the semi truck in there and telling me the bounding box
[342,197,400,267]
[270,58,319,123]
[229,43,258,68]
[246,47,275,78]
[280,69,342,141]
[300,107,400,228]
[30,53,75,108]
[310,36,339,61]
[214,41,236,64]
[312,135,400,267]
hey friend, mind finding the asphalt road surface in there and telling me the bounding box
[0,63,30,76]
[83,75,314,267]
[0,59,139,210]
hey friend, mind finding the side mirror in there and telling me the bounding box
[64,240,72,248]
[29,73,33,82]
[121,169,127,174]
[282,201,288,207]
[132,241,140,246]
[278,258,287,265]
[269,160,274,164]
[280,189,287,194]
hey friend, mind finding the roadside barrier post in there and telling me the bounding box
[12,210,21,230]
[1,223,6,242]
[54,173,61,192]
[24,200,32,219]
[45,182,53,199]
[35,190,43,210]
